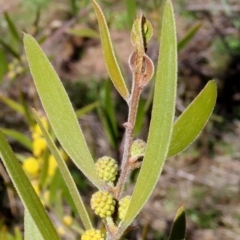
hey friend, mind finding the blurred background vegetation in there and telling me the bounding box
[0,0,240,239]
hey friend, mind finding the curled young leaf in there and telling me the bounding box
[142,17,153,47]
[130,14,153,88]
[129,51,154,88]
[131,15,144,51]
[131,14,153,51]
[140,54,154,88]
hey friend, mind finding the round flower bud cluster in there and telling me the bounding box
[130,139,146,157]
[95,156,118,183]
[91,191,116,218]
[81,229,105,240]
[118,196,131,220]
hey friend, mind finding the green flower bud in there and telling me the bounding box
[96,156,118,183]
[130,139,146,157]
[81,229,105,240]
[118,196,131,220]
[91,191,115,218]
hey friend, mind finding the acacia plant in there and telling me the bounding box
[0,0,217,239]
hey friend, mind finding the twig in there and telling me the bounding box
[115,81,142,200]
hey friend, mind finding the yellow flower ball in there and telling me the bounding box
[63,215,73,226]
[22,157,40,176]
[48,155,57,177]
[33,138,47,157]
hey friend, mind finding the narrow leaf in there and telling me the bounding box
[125,0,137,29]
[24,34,102,189]
[92,0,130,101]
[0,128,33,151]
[120,0,177,233]
[0,48,8,83]
[0,131,60,240]
[32,110,93,230]
[0,39,20,59]
[49,169,62,204]
[167,80,217,158]
[178,22,202,51]
[75,101,99,118]
[67,28,99,39]
[19,90,35,127]
[38,151,49,188]
[98,80,118,149]
[97,106,117,149]
[103,80,118,139]
[14,227,22,240]
[24,209,44,240]
[4,12,21,42]
[168,205,186,240]
[0,96,25,115]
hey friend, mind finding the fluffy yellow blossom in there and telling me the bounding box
[22,157,40,176]
[33,137,47,157]
[48,155,57,177]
